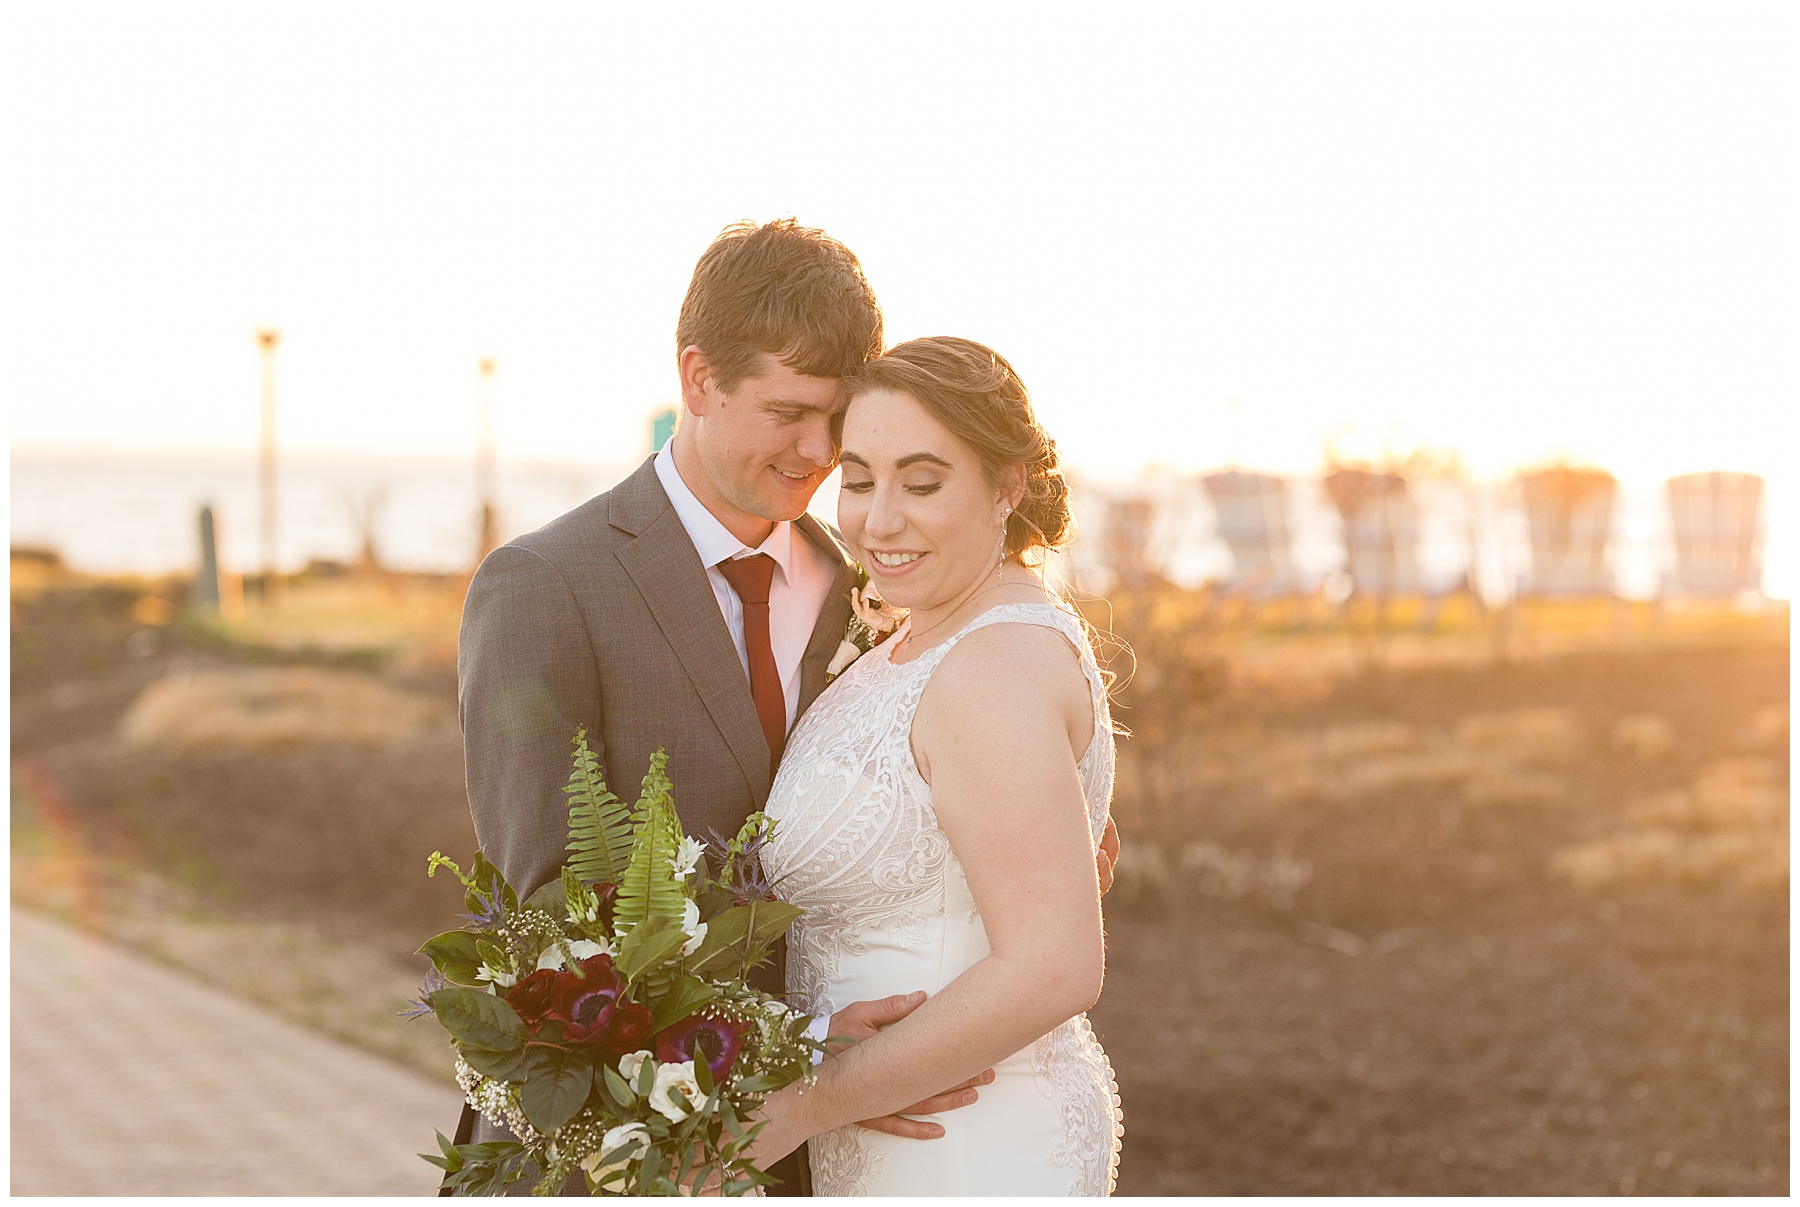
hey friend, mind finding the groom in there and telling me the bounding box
[457,218,1117,1194]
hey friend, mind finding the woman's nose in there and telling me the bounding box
[864,489,905,537]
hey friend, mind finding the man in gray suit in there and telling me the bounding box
[457,219,1007,1193]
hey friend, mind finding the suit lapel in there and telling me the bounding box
[612,479,772,801]
[795,514,858,719]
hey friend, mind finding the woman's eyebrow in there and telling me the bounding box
[839,451,870,468]
[895,452,952,470]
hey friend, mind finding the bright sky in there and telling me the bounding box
[5,4,1795,489]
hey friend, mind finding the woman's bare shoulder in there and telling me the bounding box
[923,618,1089,725]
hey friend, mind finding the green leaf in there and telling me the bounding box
[417,930,485,986]
[732,1071,798,1095]
[518,1046,594,1136]
[745,900,804,950]
[522,878,565,915]
[427,987,526,1051]
[597,1058,634,1110]
[636,1050,656,1098]
[468,850,518,915]
[459,1043,528,1081]
[563,727,637,886]
[614,750,685,936]
[682,904,752,977]
[691,1044,715,1097]
[648,973,718,1033]
[614,916,686,982]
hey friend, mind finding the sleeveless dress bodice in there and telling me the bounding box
[763,602,1123,1196]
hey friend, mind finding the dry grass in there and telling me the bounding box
[1610,712,1675,760]
[119,667,451,750]
[1233,708,1583,809]
[1110,838,1313,912]
[1551,757,1788,894]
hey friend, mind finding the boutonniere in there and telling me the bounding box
[825,568,906,683]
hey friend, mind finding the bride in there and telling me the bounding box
[753,336,1123,1195]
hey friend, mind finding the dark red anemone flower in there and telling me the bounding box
[504,969,564,1033]
[656,1014,751,1082]
[556,954,623,1042]
[604,1000,654,1053]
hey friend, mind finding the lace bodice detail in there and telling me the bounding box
[764,601,1123,1196]
[765,603,1114,1004]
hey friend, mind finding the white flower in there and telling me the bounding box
[826,638,862,678]
[475,963,516,989]
[581,1121,653,1181]
[618,1050,654,1087]
[535,938,607,972]
[671,836,705,881]
[649,1059,704,1122]
[679,898,708,957]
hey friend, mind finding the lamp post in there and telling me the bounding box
[476,356,498,565]
[256,328,282,610]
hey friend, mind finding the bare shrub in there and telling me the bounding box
[120,668,449,750]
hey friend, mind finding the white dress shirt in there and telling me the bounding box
[654,442,837,733]
[655,443,840,1051]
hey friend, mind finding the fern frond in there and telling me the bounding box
[563,727,636,886]
[614,749,686,939]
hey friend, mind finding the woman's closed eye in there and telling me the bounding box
[840,478,942,495]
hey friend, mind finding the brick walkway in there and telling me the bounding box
[11,908,462,1195]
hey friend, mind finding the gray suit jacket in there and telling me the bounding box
[455,455,854,1188]
[459,453,857,907]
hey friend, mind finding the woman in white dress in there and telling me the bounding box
[753,337,1123,1195]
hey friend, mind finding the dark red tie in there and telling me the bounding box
[716,554,785,775]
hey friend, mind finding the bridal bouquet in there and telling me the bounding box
[409,729,819,1195]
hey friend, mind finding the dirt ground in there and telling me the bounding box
[10,576,1789,1195]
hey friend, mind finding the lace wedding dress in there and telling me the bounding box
[763,602,1123,1196]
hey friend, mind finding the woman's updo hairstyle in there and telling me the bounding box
[846,336,1073,565]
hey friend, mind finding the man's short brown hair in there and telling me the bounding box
[676,218,884,391]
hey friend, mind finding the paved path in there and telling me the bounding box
[11,908,463,1195]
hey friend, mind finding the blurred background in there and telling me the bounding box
[9,1,1790,1195]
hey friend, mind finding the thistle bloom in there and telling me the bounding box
[655,1013,750,1082]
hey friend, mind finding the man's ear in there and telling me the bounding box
[678,345,716,417]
